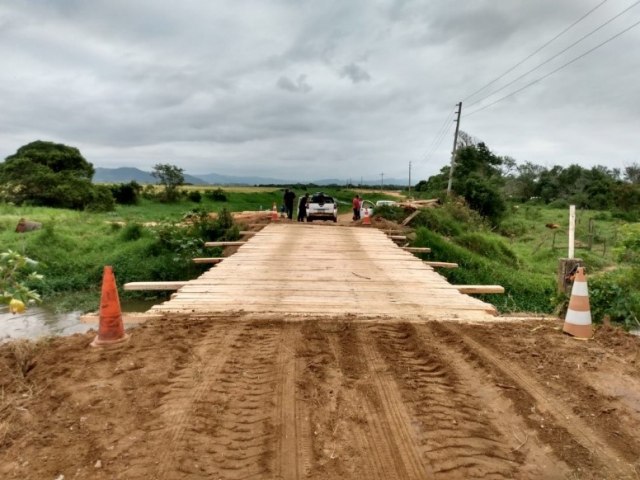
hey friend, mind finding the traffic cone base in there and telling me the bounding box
[91,266,129,348]
[362,208,371,225]
[271,202,279,221]
[91,332,130,348]
[563,267,593,339]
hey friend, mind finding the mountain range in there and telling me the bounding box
[93,167,407,186]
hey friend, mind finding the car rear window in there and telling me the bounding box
[311,195,334,203]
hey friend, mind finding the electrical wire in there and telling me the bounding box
[464,17,640,117]
[420,109,455,164]
[466,0,640,109]
[462,0,610,103]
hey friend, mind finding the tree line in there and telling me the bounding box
[415,131,640,224]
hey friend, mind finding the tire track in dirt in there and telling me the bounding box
[273,323,305,479]
[197,323,282,480]
[150,322,245,479]
[368,323,521,479]
[433,322,638,479]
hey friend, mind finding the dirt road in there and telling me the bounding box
[1,316,640,479]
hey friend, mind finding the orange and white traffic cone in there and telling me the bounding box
[271,202,279,221]
[362,207,371,225]
[91,266,129,347]
[563,266,593,339]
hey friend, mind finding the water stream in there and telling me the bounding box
[0,299,158,342]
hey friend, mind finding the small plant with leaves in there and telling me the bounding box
[0,250,43,313]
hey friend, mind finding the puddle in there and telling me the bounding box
[0,299,158,342]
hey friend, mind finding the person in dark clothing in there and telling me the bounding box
[297,193,309,222]
[283,189,296,220]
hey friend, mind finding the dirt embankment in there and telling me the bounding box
[1,317,640,479]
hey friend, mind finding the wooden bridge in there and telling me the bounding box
[142,224,501,321]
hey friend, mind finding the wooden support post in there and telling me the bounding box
[204,241,246,247]
[557,258,583,294]
[192,257,224,264]
[124,281,188,291]
[568,205,576,259]
[402,247,431,253]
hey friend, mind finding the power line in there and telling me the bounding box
[464,17,640,118]
[462,0,610,103]
[421,109,455,164]
[466,0,640,109]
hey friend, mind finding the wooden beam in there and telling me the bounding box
[124,281,187,291]
[192,257,224,264]
[401,210,421,226]
[239,231,256,236]
[423,261,458,269]
[456,285,504,294]
[388,235,407,241]
[204,241,246,247]
[402,247,431,253]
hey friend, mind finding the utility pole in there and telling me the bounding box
[408,161,412,192]
[446,102,462,196]
[380,172,384,190]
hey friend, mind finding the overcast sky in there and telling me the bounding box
[1,0,639,182]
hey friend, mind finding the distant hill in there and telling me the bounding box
[93,167,407,187]
[196,172,291,185]
[93,167,208,185]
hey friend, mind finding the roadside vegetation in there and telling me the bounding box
[1,138,639,328]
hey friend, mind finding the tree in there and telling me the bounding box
[152,163,184,202]
[0,140,113,211]
[625,163,640,184]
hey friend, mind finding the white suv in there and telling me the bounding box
[306,192,338,222]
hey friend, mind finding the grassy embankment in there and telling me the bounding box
[0,186,396,312]
[386,200,637,325]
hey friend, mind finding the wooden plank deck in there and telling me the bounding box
[149,224,500,321]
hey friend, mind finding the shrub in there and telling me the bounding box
[373,205,405,223]
[205,188,228,202]
[548,198,569,209]
[498,219,528,237]
[187,190,202,203]
[86,185,115,212]
[120,223,144,241]
[110,181,141,205]
[589,270,640,328]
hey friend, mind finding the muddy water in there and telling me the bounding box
[0,299,157,342]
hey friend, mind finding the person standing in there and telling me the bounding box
[352,194,361,221]
[283,188,296,220]
[297,193,309,222]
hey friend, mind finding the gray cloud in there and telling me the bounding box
[340,63,371,83]
[276,75,312,93]
[0,0,639,181]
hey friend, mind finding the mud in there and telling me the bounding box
[1,316,639,479]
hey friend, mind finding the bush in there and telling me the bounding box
[110,181,141,205]
[187,190,202,203]
[548,198,569,209]
[498,219,528,237]
[205,188,228,202]
[589,270,640,328]
[373,205,405,223]
[120,223,144,241]
[86,185,115,212]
